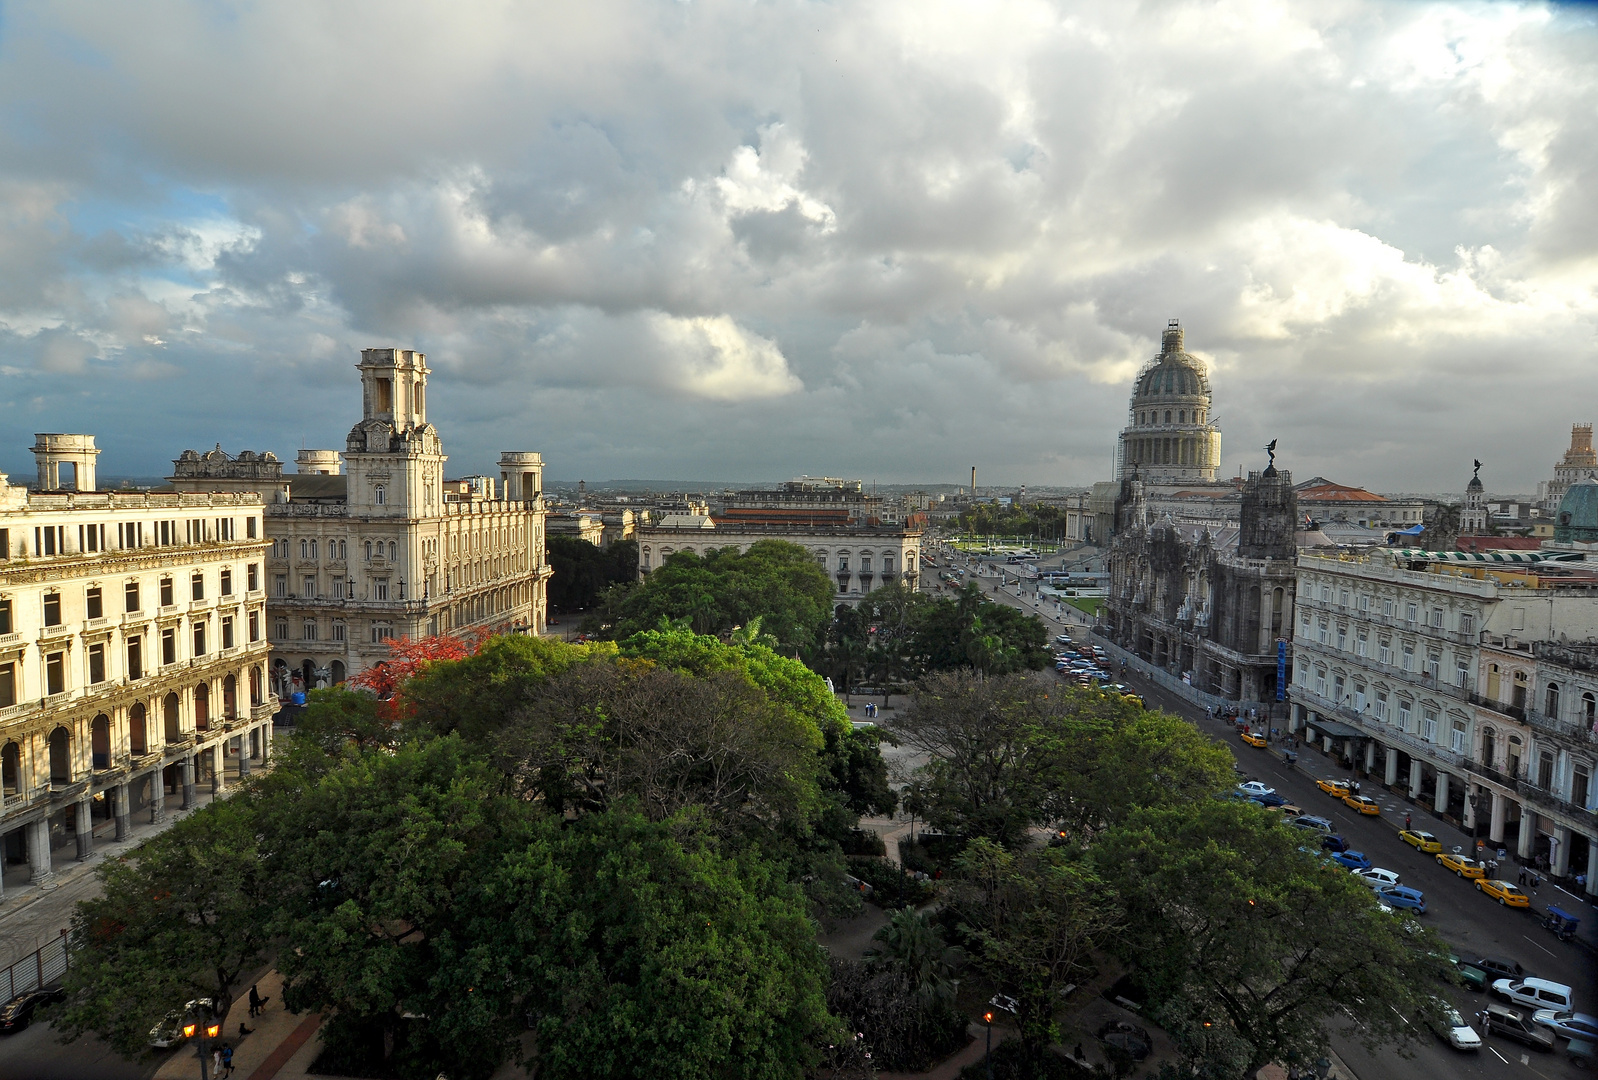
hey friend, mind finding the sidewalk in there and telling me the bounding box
[154,970,323,1080]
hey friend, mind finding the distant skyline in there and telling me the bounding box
[1,2,1594,493]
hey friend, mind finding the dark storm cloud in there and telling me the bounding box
[0,0,1594,493]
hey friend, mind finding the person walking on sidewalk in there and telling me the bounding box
[1404,812,1411,830]
[221,1044,235,1078]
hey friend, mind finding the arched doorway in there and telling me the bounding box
[330,660,346,685]
[301,659,315,692]
[48,726,71,784]
[194,683,210,731]
[163,693,181,743]
[2,742,20,795]
[129,703,147,755]
[223,674,237,718]
[250,666,263,707]
[91,714,110,770]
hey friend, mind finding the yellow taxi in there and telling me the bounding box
[1399,830,1442,854]
[1317,778,1352,798]
[1240,731,1268,748]
[1342,795,1381,816]
[1437,852,1486,879]
[1475,879,1530,907]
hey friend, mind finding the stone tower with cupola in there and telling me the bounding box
[344,348,447,521]
[1461,460,1487,534]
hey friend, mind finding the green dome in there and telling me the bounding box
[1554,478,1598,543]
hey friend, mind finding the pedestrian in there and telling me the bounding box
[1404,812,1412,830]
[1353,781,1361,796]
[1518,866,1528,886]
[213,1047,224,1076]
[221,1044,235,1078]
[248,984,263,1017]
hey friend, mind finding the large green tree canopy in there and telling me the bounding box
[547,536,637,612]
[596,539,835,652]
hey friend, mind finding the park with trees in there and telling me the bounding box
[49,539,1451,1079]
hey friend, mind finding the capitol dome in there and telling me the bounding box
[1116,321,1222,484]
[1554,476,1598,544]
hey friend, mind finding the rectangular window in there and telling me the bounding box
[1315,671,1327,696]
[0,598,9,635]
[158,520,171,546]
[1450,720,1467,754]
[304,576,317,597]
[248,610,259,642]
[45,651,64,695]
[88,643,105,684]
[0,527,8,559]
[1383,598,1394,617]
[247,516,257,539]
[1456,662,1469,688]
[248,563,259,591]
[220,568,233,596]
[1402,644,1414,671]
[1425,654,1440,680]
[274,575,287,597]
[127,638,142,680]
[1358,595,1369,612]
[43,592,61,627]
[375,579,389,601]
[1375,693,1389,722]
[222,616,234,650]
[191,572,204,601]
[1317,620,1328,645]
[303,619,317,641]
[1459,612,1475,636]
[193,622,206,655]
[1354,683,1367,711]
[1431,607,1444,628]
[274,619,288,640]
[86,586,103,619]
[331,622,346,643]
[1336,624,1347,651]
[0,661,12,706]
[371,624,394,643]
[161,627,177,664]
[1405,602,1418,624]
[1399,700,1412,731]
[1422,708,1437,742]
[1333,674,1345,702]
[1378,639,1391,665]
[1356,631,1368,658]
[125,581,141,613]
[160,577,174,607]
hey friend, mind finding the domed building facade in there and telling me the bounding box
[1116,321,1222,484]
[1554,477,1598,545]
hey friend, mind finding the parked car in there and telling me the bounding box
[1400,829,1444,853]
[1331,850,1372,871]
[1493,979,1574,1013]
[1466,956,1526,984]
[1532,1010,1598,1043]
[1291,816,1335,835]
[1237,781,1276,798]
[1354,868,1402,890]
[1437,852,1486,878]
[150,998,216,1048]
[0,987,65,1034]
[1320,834,1350,853]
[1316,778,1352,797]
[1477,879,1531,908]
[1096,1020,1152,1061]
[1452,958,1488,992]
[1479,1004,1556,1051]
[1426,999,1482,1051]
[1379,885,1427,914]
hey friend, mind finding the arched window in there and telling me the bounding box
[92,713,110,770]
[163,692,181,743]
[388,541,397,561]
[49,726,71,784]
[365,541,372,561]
[1583,692,1596,726]
[223,674,237,718]
[195,683,210,730]
[375,485,386,505]
[250,666,263,707]
[1,741,19,795]
[1545,682,1560,718]
[129,703,147,754]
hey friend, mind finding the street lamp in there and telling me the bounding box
[182,1001,221,1080]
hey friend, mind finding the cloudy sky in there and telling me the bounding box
[1,1,1595,493]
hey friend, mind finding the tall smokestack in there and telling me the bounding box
[971,466,976,496]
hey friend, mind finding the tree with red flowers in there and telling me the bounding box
[349,629,491,705]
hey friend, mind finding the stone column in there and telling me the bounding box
[114,783,131,841]
[1433,771,1450,814]
[1364,741,1376,773]
[1552,826,1572,877]
[1517,808,1536,860]
[150,771,167,824]
[180,756,195,810]
[1489,791,1507,844]
[74,797,94,860]
[238,731,252,778]
[29,819,54,886]
[1408,759,1423,801]
[1384,746,1398,786]
[212,743,226,795]
[261,720,272,764]
[1323,734,1333,754]
[1586,842,1598,899]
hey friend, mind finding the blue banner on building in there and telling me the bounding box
[1276,639,1287,701]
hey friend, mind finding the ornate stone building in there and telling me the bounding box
[1539,423,1597,512]
[1,435,272,893]
[636,522,921,600]
[171,348,552,695]
[1104,465,1298,706]
[1115,321,1223,485]
[1461,462,1488,534]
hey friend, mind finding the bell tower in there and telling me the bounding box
[346,348,445,519]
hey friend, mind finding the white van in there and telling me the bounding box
[1492,978,1574,1013]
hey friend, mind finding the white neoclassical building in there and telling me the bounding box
[637,522,921,600]
[171,348,552,695]
[1,435,273,892]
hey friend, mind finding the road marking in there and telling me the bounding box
[1523,935,1557,958]
[1488,1046,1508,1064]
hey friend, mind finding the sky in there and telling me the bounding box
[0,1,1595,494]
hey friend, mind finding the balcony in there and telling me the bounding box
[1524,707,1598,745]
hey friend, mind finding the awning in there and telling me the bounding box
[1303,718,1366,739]
[1392,548,1585,564]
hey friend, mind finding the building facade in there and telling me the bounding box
[1104,466,1298,707]
[171,348,551,697]
[1290,549,1598,896]
[637,522,921,599]
[1539,423,1596,512]
[1,436,272,891]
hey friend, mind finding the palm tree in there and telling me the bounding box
[866,907,963,1009]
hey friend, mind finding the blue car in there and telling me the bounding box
[1378,885,1427,914]
[1531,1010,1598,1042]
[1331,850,1371,870]
[1320,834,1350,853]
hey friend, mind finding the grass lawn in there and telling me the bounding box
[1064,597,1103,616]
